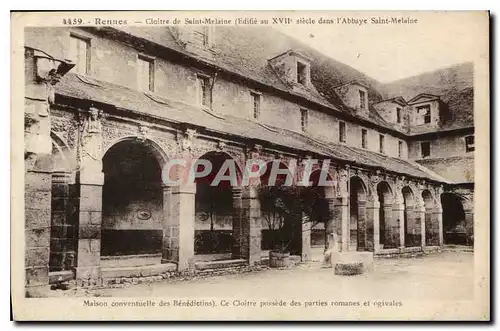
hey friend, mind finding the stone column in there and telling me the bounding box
[161,185,172,263]
[464,200,474,246]
[383,203,394,248]
[301,216,312,262]
[356,200,367,251]
[76,170,104,285]
[324,197,336,252]
[235,186,261,265]
[162,184,196,271]
[334,195,349,252]
[366,196,380,253]
[433,203,444,247]
[415,200,426,249]
[393,198,405,248]
[24,49,74,296]
[25,156,52,297]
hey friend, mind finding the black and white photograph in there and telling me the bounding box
[11,10,489,321]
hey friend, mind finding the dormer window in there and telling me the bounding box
[300,108,308,132]
[193,26,210,47]
[297,60,308,85]
[359,89,367,110]
[465,135,474,152]
[197,74,211,108]
[396,107,402,123]
[416,104,431,125]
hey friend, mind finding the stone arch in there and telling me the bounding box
[377,181,395,248]
[51,131,74,173]
[422,189,438,246]
[304,169,335,250]
[102,136,170,169]
[402,186,418,247]
[101,138,165,258]
[349,176,369,251]
[193,150,242,258]
[441,192,470,245]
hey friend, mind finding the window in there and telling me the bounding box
[300,108,308,132]
[137,55,154,92]
[416,105,431,124]
[379,134,385,154]
[251,92,261,120]
[297,61,308,85]
[361,129,367,149]
[197,75,211,108]
[398,141,403,158]
[69,34,90,75]
[193,26,210,47]
[396,107,402,123]
[339,121,346,143]
[359,90,366,110]
[465,135,475,152]
[421,142,431,158]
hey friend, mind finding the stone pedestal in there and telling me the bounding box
[25,163,52,297]
[75,170,104,284]
[366,198,380,253]
[162,184,196,271]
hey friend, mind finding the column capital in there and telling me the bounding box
[171,184,196,195]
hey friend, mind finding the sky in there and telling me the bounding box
[276,11,487,83]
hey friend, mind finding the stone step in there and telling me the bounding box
[101,263,176,279]
[100,254,161,268]
[195,259,247,271]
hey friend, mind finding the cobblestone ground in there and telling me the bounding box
[70,251,473,301]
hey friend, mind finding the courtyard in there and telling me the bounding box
[75,251,473,302]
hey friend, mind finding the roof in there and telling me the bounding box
[54,72,449,183]
[384,62,474,132]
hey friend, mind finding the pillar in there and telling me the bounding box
[75,170,104,285]
[162,184,196,271]
[433,204,444,247]
[334,195,349,251]
[301,216,312,262]
[366,197,380,253]
[415,202,426,249]
[25,156,52,297]
[324,197,336,252]
[393,199,405,248]
[464,201,474,246]
[234,186,261,265]
[357,200,367,251]
[382,203,395,248]
[161,185,172,263]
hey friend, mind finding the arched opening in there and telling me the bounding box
[422,190,437,246]
[349,176,368,251]
[402,186,417,247]
[306,169,334,252]
[377,181,394,249]
[101,139,164,258]
[441,193,467,245]
[194,151,241,259]
[259,161,301,255]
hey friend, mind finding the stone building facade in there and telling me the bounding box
[23,26,474,296]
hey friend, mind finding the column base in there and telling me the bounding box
[25,284,51,298]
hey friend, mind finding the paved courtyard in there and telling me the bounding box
[82,251,473,301]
